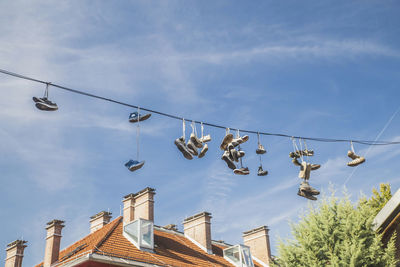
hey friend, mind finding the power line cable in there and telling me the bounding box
[1,68,399,146]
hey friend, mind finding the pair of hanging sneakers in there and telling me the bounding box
[297,181,320,201]
[220,134,249,175]
[175,134,211,160]
[33,96,58,111]
[347,150,365,167]
[125,112,151,172]
[256,144,268,176]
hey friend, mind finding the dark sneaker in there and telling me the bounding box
[34,97,58,111]
[347,156,365,167]
[257,166,268,176]
[129,112,151,123]
[256,144,267,154]
[199,134,211,143]
[311,164,321,170]
[220,133,234,150]
[190,133,203,148]
[222,151,236,170]
[289,152,299,158]
[198,144,208,158]
[186,139,198,156]
[292,158,301,166]
[125,160,145,172]
[234,167,250,175]
[297,189,317,200]
[174,137,193,160]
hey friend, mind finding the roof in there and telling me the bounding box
[35,217,263,267]
[373,188,400,242]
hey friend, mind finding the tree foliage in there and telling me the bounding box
[275,185,397,267]
[367,183,392,216]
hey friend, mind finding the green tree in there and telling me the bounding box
[275,187,397,267]
[367,183,392,216]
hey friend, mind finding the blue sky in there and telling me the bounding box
[1,1,400,265]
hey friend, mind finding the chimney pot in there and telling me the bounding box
[5,240,27,267]
[90,211,112,233]
[183,211,212,254]
[44,219,65,267]
[243,226,271,265]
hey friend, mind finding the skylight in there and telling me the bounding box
[123,218,154,251]
[223,244,254,267]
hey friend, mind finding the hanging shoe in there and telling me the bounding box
[297,189,317,200]
[220,133,234,150]
[311,164,321,170]
[256,144,267,154]
[292,158,302,166]
[347,156,365,167]
[257,166,268,176]
[198,144,208,158]
[231,135,249,147]
[125,160,145,172]
[230,148,239,162]
[298,162,311,179]
[186,139,198,156]
[34,97,58,111]
[289,152,300,158]
[347,150,365,167]
[234,167,250,175]
[190,133,203,148]
[199,134,211,143]
[174,137,193,160]
[302,149,314,156]
[129,112,151,123]
[299,181,320,195]
[222,151,236,170]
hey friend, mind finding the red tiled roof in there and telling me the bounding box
[35,217,263,267]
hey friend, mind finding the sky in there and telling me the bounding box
[1,0,400,265]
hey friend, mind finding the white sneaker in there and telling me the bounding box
[198,144,208,158]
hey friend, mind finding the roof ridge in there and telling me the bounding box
[94,216,122,250]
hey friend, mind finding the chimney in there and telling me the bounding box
[183,212,212,254]
[134,187,155,221]
[123,193,136,224]
[243,226,271,265]
[44,219,65,267]
[123,187,156,224]
[5,240,27,267]
[90,211,112,233]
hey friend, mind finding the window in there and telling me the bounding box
[223,245,254,267]
[123,218,154,250]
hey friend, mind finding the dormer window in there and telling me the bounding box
[123,218,154,251]
[223,244,254,267]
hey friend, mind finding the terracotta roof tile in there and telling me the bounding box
[35,217,264,267]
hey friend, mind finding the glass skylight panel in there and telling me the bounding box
[123,218,154,250]
[124,220,139,243]
[140,220,153,249]
[223,244,254,267]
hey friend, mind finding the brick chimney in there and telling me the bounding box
[123,193,136,224]
[123,187,156,224]
[44,219,65,267]
[183,212,212,254]
[5,240,27,267]
[90,211,112,233]
[243,226,271,266]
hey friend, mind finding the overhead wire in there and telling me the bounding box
[1,67,400,146]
